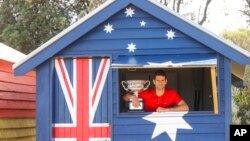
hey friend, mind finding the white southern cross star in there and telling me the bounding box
[127,42,137,52]
[143,112,192,141]
[166,29,176,40]
[140,20,146,27]
[125,7,135,17]
[104,23,114,33]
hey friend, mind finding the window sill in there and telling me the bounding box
[118,111,219,118]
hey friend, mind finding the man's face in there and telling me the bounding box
[153,75,167,90]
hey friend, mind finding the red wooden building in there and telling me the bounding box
[0,43,36,140]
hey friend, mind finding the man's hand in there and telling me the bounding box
[130,95,141,108]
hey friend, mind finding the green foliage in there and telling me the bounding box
[222,29,250,51]
[223,28,250,124]
[0,0,89,54]
[232,87,250,124]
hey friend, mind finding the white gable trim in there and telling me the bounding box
[0,43,26,63]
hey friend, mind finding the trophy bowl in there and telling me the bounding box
[121,80,150,111]
[121,80,150,95]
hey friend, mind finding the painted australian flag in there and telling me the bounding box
[52,57,111,141]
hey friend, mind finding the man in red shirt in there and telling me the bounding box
[123,70,189,112]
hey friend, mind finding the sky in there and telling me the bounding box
[158,0,248,35]
[202,0,248,34]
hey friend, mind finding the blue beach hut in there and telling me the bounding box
[14,0,250,141]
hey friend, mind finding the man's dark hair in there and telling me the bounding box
[153,69,167,79]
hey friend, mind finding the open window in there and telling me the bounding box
[112,54,218,114]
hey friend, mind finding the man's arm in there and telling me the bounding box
[156,100,189,112]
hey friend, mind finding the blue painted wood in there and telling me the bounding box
[113,123,224,134]
[113,114,225,124]
[65,39,207,51]
[36,60,52,141]
[113,133,224,141]
[218,55,225,113]
[111,3,153,18]
[223,57,231,141]
[98,17,170,29]
[112,69,120,117]
[83,28,187,40]
[53,59,73,123]
[59,48,214,58]
[112,114,226,140]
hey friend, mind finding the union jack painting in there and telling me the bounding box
[53,57,111,141]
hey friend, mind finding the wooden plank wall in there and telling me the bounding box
[0,59,36,141]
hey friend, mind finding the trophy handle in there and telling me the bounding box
[121,81,129,91]
[143,80,150,90]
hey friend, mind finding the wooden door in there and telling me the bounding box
[52,57,111,140]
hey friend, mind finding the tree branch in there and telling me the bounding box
[173,0,176,11]
[176,0,183,13]
[198,0,212,25]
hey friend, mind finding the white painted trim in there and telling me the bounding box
[0,43,26,63]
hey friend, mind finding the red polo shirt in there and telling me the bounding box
[138,88,182,112]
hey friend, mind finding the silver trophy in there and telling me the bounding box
[121,80,150,110]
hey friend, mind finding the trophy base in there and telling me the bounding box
[128,98,144,111]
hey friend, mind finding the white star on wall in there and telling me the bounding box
[143,112,192,141]
[104,23,114,33]
[127,42,137,52]
[140,20,146,27]
[125,7,135,17]
[166,29,176,40]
